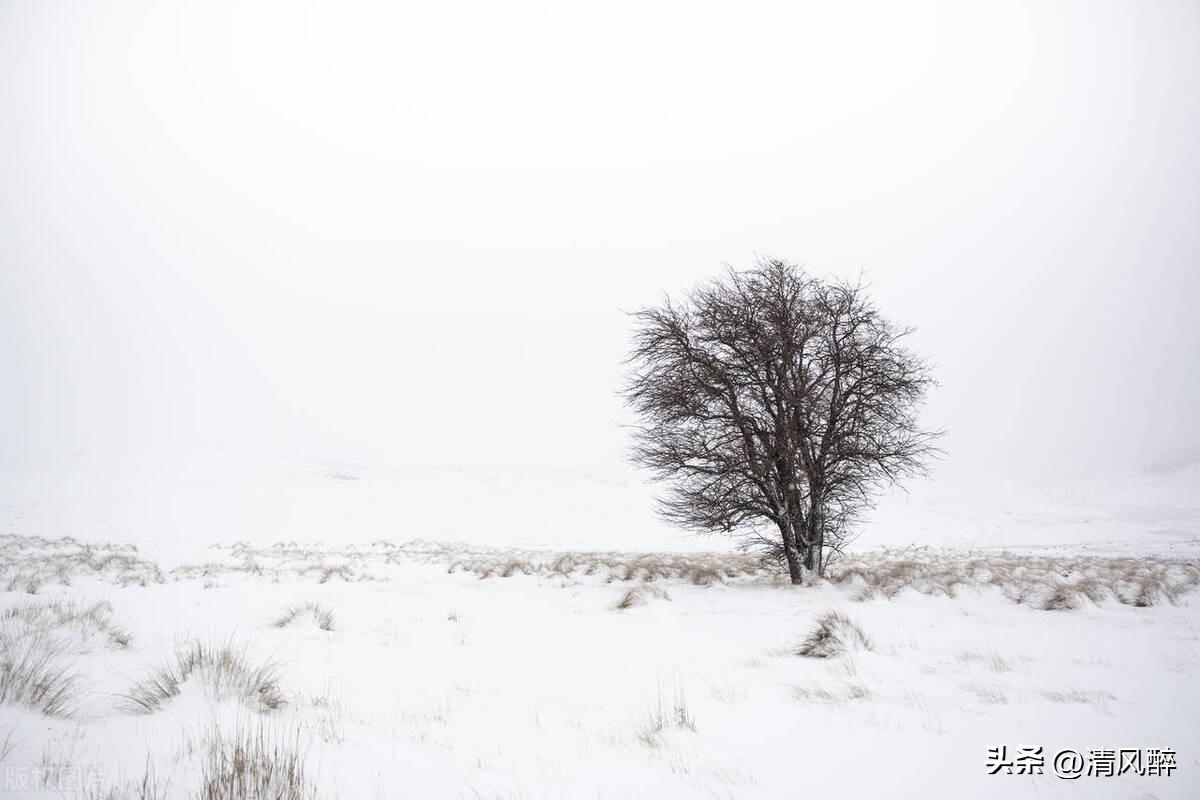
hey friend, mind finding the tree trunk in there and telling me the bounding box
[807,533,823,578]
[777,519,805,585]
[802,508,825,579]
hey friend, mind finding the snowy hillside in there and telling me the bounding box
[3,452,1197,561]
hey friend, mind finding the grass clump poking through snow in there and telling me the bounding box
[0,597,137,717]
[795,611,873,658]
[196,722,312,800]
[827,548,1200,609]
[273,602,335,631]
[1,598,132,650]
[0,534,165,589]
[615,585,670,610]
[113,538,1200,614]
[792,681,873,704]
[0,632,79,716]
[123,642,285,714]
[638,680,696,748]
[443,546,772,583]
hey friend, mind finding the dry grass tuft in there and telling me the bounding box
[123,641,285,714]
[0,597,137,718]
[7,534,1195,615]
[1042,689,1116,704]
[1,599,131,650]
[615,585,671,610]
[1038,584,1081,611]
[0,632,79,716]
[963,682,1008,704]
[273,602,334,632]
[314,565,354,584]
[444,546,771,584]
[827,548,1200,611]
[86,756,172,800]
[792,681,872,703]
[0,535,164,590]
[638,680,695,748]
[795,611,873,658]
[198,722,312,800]
[6,573,42,594]
[957,649,1015,673]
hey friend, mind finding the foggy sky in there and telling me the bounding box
[3,0,1198,485]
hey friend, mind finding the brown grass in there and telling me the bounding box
[5,535,1195,616]
[615,585,671,610]
[638,680,695,748]
[1042,689,1116,704]
[272,602,335,631]
[1,599,131,650]
[198,722,312,800]
[445,548,770,584]
[122,641,285,714]
[795,611,873,658]
[957,649,1015,673]
[0,597,138,718]
[0,632,79,716]
[0,535,164,590]
[963,682,1008,704]
[827,548,1200,610]
[792,681,872,703]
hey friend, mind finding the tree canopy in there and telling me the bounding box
[625,259,939,583]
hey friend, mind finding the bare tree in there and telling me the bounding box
[625,259,939,583]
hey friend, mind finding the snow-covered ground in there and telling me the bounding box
[3,452,1198,561]
[1,457,1197,798]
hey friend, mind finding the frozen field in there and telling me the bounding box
[1,458,1198,797]
[3,453,1199,558]
[1,525,1197,799]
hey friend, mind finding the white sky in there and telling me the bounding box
[3,0,1198,485]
